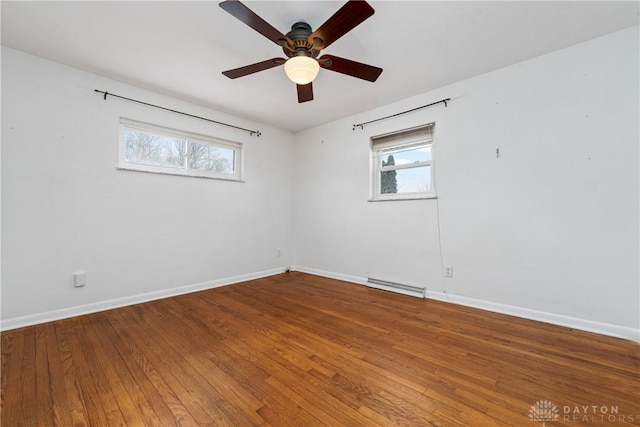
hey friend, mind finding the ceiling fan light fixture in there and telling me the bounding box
[284,56,320,85]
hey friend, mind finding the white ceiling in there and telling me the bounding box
[2,1,638,132]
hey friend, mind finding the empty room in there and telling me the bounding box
[1,1,639,426]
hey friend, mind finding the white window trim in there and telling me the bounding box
[369,124,436,201]
[118,118,244,182]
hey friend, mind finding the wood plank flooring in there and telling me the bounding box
[2,272,639,426]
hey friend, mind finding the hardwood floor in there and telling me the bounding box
[2,272,639,426]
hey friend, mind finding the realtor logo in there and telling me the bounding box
[529,400,559,426]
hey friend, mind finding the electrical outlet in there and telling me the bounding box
[444,266,453,278]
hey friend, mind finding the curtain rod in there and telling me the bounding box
[353,98,451,130]
[94,90,261,137]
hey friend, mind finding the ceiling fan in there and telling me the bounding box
[219,0,383,103]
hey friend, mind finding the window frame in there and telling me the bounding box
[118,118,243,181]
[370,123,436,201]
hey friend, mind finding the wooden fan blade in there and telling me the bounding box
[219,0,291,46]
[297,83,314,103]
[308,0,374,49]
[319,54,382,82]
[222,58,286,79]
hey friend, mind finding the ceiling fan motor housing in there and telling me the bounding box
[282,22,321,59]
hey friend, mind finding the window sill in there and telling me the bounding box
[117,166,244,182]
[368,195,437,202]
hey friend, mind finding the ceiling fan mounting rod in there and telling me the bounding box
[287,22,312,39]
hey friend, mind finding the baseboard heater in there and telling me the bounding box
[366,277,425,298]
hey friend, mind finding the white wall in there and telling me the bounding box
[1,47,294,327]
[2,26,638,340]
[293,26,639,340]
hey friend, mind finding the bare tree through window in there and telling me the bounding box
[125,130,185,169]
[190,141,233,173]
[120,120,242,180]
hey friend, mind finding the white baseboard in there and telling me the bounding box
[424,290,639,342]
[0,268,285,331]
[4,267,637,342]
[291,265,367,285]
[292,266,639,342]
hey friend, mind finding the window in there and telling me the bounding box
[370,123,435,200]
[119,119,243,181]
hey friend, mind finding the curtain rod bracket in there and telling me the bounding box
[94,89,261,137]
